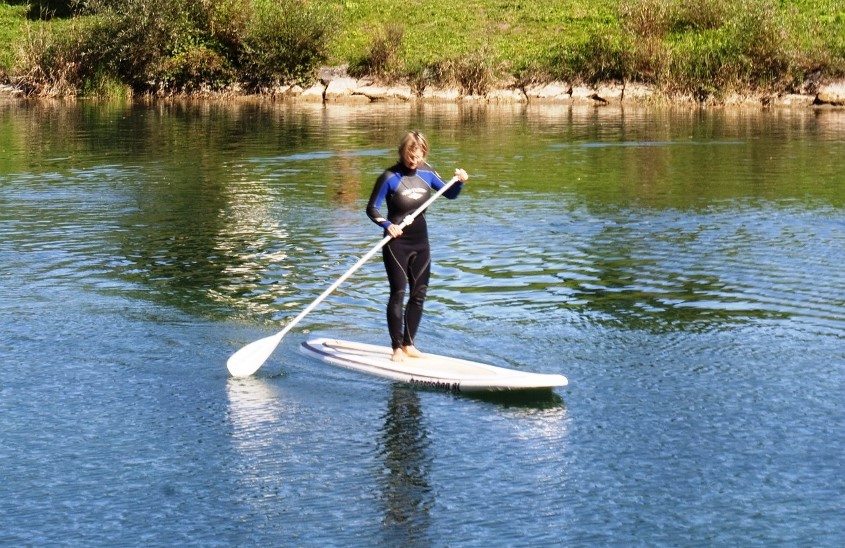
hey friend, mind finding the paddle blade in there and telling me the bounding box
[227,332,284,377]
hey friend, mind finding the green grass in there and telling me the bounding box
[327,0,845,93]
[2,0,844,96]
[326,0,619,72]
[0,2,27,71]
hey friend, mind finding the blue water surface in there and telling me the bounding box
[1,101,843,546]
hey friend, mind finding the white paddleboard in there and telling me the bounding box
[299,337,568,393]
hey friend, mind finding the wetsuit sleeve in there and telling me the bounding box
[366,171,393,228]
[424,167,463,199]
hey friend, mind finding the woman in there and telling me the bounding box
[366,131,469,362]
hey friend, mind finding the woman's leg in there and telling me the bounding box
[403,246,431,350]
[383,241,410,351]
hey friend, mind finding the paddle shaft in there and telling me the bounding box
[264,176,461,345]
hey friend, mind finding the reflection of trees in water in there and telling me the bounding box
[378,386,433,545]
[329,150,363,206]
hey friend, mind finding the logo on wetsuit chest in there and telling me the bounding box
[401,187,427,200]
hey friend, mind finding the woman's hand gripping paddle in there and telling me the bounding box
[227,176,462,377]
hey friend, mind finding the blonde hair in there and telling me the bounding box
[398,130,429,160]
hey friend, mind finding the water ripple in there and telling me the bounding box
[424,198,845,339]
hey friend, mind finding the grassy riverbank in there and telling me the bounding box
[1,0,844,99]
[336,0,845,93]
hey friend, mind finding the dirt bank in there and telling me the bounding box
[3,73,844,108]
[282,70,845,108]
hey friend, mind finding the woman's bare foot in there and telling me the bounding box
[403,345,423,358]
[391,348,406,362]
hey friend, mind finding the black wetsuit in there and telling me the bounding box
[366,162,463,350]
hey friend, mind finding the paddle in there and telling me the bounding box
[227,175,462,377]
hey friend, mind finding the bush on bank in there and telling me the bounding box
[2,0,844,99]
[8,0,335,96]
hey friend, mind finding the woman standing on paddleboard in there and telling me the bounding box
[366,131,469,362]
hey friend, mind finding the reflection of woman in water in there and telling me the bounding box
[378,386,433,542]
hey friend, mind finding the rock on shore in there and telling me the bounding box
[817,82,845,105]
[0,84,24,97]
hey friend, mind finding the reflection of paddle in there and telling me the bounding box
[227,176,461,378]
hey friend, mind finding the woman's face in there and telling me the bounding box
[401,146,424,169]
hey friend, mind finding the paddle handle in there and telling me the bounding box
[275,176,461,340]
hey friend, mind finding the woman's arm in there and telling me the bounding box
[421,165,468,199]
[366,171,393,228]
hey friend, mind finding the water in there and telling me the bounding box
[1,99,843,546]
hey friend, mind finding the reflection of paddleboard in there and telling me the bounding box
[299,337,568,393]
